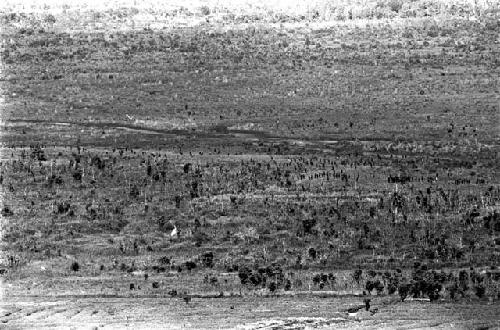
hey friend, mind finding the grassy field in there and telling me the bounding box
[1,0,500,328]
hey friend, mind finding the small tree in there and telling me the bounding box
[308,247,317,260]
[201,252,214,268]
[70,261,80,272]
[353,269,363,285]
[398,283,411,301]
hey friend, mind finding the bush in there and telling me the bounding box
[308,247,317,260]
[201,252,214,268]
[1,206,14,217]
[387,0,403,13]
[70,261,80,272]
[249,273,264,286]
[425,281,442,301]
[366,279,384,294]
[238,266,252,285]
[199,6,210,16]
[56,201,71,214]
[302,219,317,234]
[129,185,140,198]
[184,261,197,271]
[72,171,82,181]
[43,13,56,23]
[474,285,486,298]
[353,269,363,284]
[193,231,211,246]
[398,283,411,301]
[159,256,171,265]
[387,282,398,295]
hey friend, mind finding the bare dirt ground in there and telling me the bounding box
[2,293,499,329]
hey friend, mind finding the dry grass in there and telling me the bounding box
[1,0,498,20]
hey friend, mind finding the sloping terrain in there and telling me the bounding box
[1,0,499,329]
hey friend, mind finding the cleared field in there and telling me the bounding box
[2,294,499,329]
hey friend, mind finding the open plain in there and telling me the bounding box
[1,0,499,328]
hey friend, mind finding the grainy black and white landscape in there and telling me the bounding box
[0,0,499,329]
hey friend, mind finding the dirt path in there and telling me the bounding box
[1,294,498,329]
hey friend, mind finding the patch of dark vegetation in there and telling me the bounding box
[70,261,80,272]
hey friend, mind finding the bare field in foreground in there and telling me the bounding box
[2,294,499,329]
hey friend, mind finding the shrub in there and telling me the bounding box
[184,261,197,271]
[353,269,363,284]
[459,270,469,291]
[302,219,317,234]
[425,281,442,301]
[387,282,398,295]
[158,216,174,232]
[313,274,321,285]
[1,206,13,217]
[158,256,171,265]
[448,282,459,300]
[47,175,64,186]
[56,202,71,214]
[209,276,218,285]
[199,6,210,16]
[72,171,82,181]
[129,185,140,198]
[193,231,210,246]
[44,14,56,23]
[308,247,317,260]
[284,279,292,291]
[387,0,403,13]
[249,273,264,286]
[398,283,411,301]
[366,279,384,294]
[474,285,486,298]
[70,261,80,272]
[201,252,214,268]
[238,266,252,285]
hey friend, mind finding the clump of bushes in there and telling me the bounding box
[70,261,80,272]
[238,263,287,292]
[392,265,497,302]
[312,272,336,289]
[366,279,385,295]
[1,206,14,217]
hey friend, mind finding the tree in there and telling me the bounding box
[70,261,80,272]
[353,269,363,285]
[308,247,317,260]
[398,283,410,301]
[201,252,214,268]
